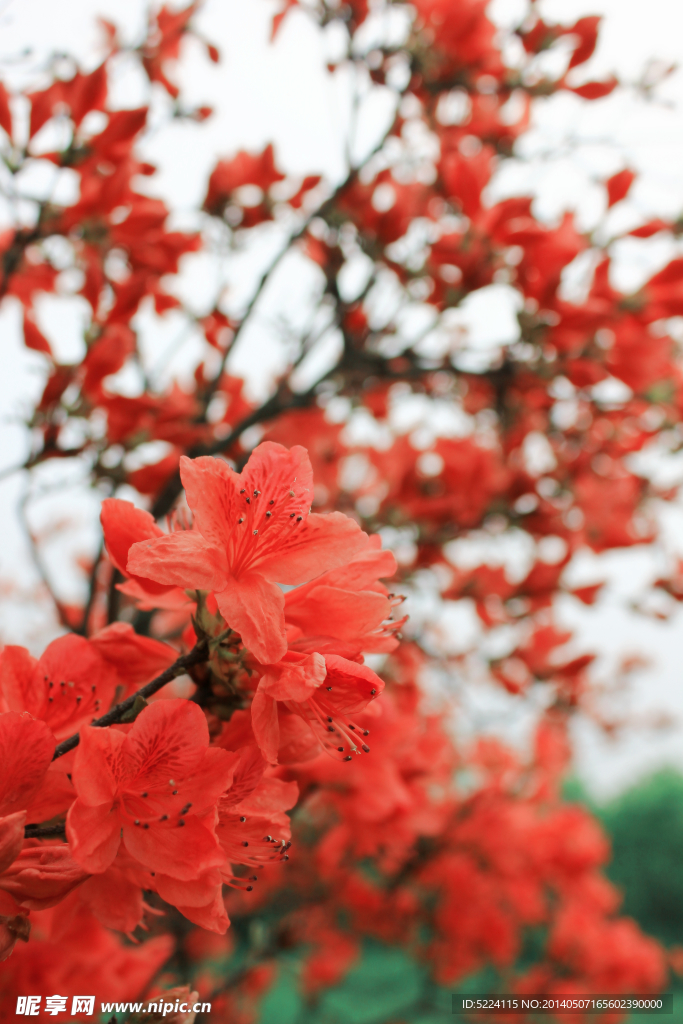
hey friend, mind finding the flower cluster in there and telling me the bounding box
[0,0,677,1017]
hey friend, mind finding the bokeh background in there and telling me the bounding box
[3,0,683,987]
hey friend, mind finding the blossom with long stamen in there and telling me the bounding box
[250,653,383,764]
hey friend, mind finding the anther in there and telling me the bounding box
[172,790,178,795]
[48,696,53,702]
[371,689,377,695]
[141,793,148,798]
[266,511,272,517]
[296,516,302,521]
[181,803,192,814]
[253,529,258,535]
[134,820,140,826]
[283,854,289,860]
[348,724,355,730]
[362,744,370,753]
[264,836,272,842]
[327,717,333,722]
[160,815,168,821]
[289,490,295,497]
[178,819,185,827]
[327,726,334,732]
[246,497,250,504]
[238,517,244,524]
[169,779,175,785]
[91,685,96,692]
[326,686,332,691]
[143,823,150,829]
[246,886,253,891]
[290,513,295,518]
[253,490,260,497]
[363,730,369,736]
[249,875,258,881]
[240,816,246,823]
[269,499,274,505]
[240,488,245,493]
[242,841,249,847]
[337,747,344,752]
[48,681,53,688]
[344,755,353,761]
[76,695,82,703]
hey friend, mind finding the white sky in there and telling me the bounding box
[2,0,683,797]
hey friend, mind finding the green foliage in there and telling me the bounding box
[596,770,683,948]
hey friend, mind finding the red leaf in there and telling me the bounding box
[567,16,601,70]
[606,168,635,208]
[23,312,52,355]
[271,0,299,40]
[0,82,12,138]
[67,64,108,126]
[629,219,670,238]
[27,82,63,138]
[568,77,617,100]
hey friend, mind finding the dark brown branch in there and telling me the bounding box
[24,822,66,840]
[51,638,211,761]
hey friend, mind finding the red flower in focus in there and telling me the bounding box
[284,534,401,658]
[0,636,118,741]
[101,498,192,611]
[66,699,234,877]
[127,444,368,663]
[251,653,383,763]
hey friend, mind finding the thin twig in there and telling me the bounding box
[50,637,211,761]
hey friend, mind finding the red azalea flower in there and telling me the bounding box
[66,699,235,877]
[0,637,118,741]
[250,653,383,763]
[127,443,368,662]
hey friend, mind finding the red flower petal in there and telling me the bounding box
[127,530,226,591]
[215,573,287,663]
[0,712,55,816]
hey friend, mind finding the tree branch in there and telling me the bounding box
[50,638,211,761]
